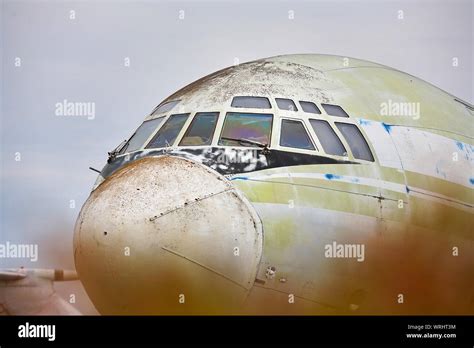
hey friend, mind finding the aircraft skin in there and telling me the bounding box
[0,268,80,315]
[73,54,473,315]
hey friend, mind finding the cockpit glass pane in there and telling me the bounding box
[309,119,346,156]
[146,113,189,148]
[151,100,180,116]
[300,101,321,114]
[179,112,219,146]
[276,98,298,111]
[120,117,164,154]
[218,112,273,147]
[231,96,271,109]
[335,122,374,161]
[280,119,315,150]
[321,103,350,117]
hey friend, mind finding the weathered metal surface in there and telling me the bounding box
[75,54,473,315]
[98,147,357,184]
[0,268,80,315]
[148,56,341,119]
[74,155,263,314]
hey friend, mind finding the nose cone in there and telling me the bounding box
[74,156,263,314]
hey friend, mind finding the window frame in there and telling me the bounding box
[145,113,191,149]
[299,100,322,114]
[178,112,220,147]
[278,117,317,152]
[230,96,272,109]
[334,121,376,162]
[117,116,167,156]
[217,111,274,148]
[150,100,181,116]
[308,118,348,158]
[127,96,376,163]
[275,98,298,112]
[321,103,350,118]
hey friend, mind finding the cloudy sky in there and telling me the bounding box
[1,0,472,314]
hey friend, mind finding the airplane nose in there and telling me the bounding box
[73,156,263,314]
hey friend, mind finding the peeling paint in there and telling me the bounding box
[382,123,392,134]
[358,118,372,126]
[324,173,342,180]
[230,176,249,181]
[455,141,464,151]
[75,54,474,315]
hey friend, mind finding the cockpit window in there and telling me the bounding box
[151,100,180,116]
[276,98,298,111]
[280,119,315,150]
[335,122,374,161]
[321,103,349,117]
[146,113,189,148]
[120,117,165,154]
[179,112,219,146]
[218,112,273,147]
[231,96,271,109]
[309,119,346,156]
[300,101,321,114]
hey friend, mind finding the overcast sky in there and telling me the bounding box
[1,0,472,314]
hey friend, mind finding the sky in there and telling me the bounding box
[1,0,472,314]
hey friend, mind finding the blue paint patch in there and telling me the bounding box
[325,174,342,180]
[351,177,360,183]
[455,141,464,151]
[358,119,371,126]
[230,176,248,181]
[382,123,392,133]
[469,178,474,185]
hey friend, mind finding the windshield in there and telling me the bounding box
[218,112,273,147]
[146,113,190,148]
[179,112,218,146]
[120,117,164,154]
